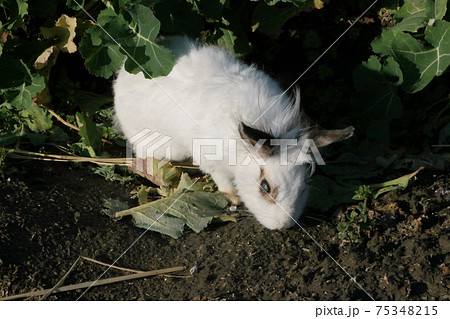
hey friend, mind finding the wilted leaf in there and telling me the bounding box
[40,14,77,53]
[129,157,182,187]
[137,185,150,205]
[34,46,56,70]
[353,167,424,199]
[308,168,424,212]
[174,172,205,194]
[102,198,129,219]
[116,190,229,238]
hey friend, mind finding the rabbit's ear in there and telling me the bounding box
[310,126,354,147]
[239,122,276,155]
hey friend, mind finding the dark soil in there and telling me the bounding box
[0,161,449,300]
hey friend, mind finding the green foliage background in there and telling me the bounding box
[0,0,449,217]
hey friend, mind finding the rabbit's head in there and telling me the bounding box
[235,122,354,230]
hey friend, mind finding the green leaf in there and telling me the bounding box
[79,30,124,79]
[372,20,450,93]
[252,2,298,39]
[4,74,46,111]
[137,185,150,205]
[0,57,31,90]
[75,112,103,157]
[353,56,403,142]
[156,0,204,35]
[174,172,205,194]
[0,0,28,31]
[337,222,348,232]
[91,165,134,182]
[368,167,423,199]
[122,3,174,77]
[102,198,129,219]
[186,0,228,20]
[393,0,447,32]
[217,18,251,57]
[116,191,228,238]
[128,209,186,239]
[19,104,53,133]
[74,91,113,116]
[0,147,14,168]
[66,0,85,10]
[309,167,424,212]
[0,124,25,147]
[307,175,358,212]
[79,4,174,78]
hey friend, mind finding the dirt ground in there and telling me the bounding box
[0,160,448,301]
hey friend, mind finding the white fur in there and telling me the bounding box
[114,36,311,230]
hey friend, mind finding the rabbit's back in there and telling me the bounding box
[114,37,296,160]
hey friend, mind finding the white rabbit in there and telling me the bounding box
[114,36,353,230]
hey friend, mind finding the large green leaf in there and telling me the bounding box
[116,191,229,238]
[3,73,45,110]
[353,56,403,142]
[123,4,174,77]
[372,20,450,93]
[79,30,124,79]
[79,4,174,78]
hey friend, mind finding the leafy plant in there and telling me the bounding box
[353,0,450,142]
[337,200,374,244]
[104,160,233,238]
[307,167,423,212]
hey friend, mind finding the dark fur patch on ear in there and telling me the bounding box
[310,126,354,147]
[239,122,277,156]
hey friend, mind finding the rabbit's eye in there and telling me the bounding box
[260,179,271,194]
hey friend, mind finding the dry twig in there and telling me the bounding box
[0,266,186,301]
